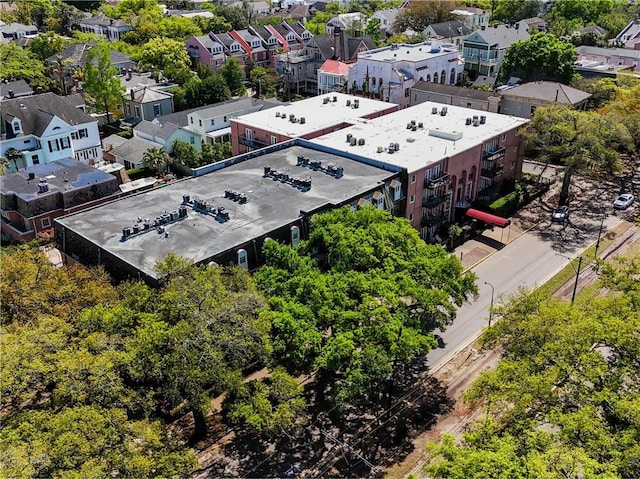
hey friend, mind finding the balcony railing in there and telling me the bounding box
[424,172,450,189]
[483,147,505,161]
[422,194,447,209]
[239,135,269,149]
[421,214,443,227]
[481,165,504,179]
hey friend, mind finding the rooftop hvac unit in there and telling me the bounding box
[432,107,439,114]
[122,227,131,237]
[346,133,353,142]
[440,107,448,116]
[300,117,306,124]
[353,99,359,109]
[358,138,365,145]
[418,122,424,128]
[265,164,272,174]
[388,142,395,152]
[346,99,351,106]
[182,194,190,204]
[333,96,337,102]
[394,142,400,150]
[412,125,417,131]
[466,117,472,125]
[411,120,416,125]
[473,118,480,127]
[289,114,295,121]
[406,122,413,130]
[275,111,281,117]
[377,146,384,153]
[480,115,486,124]
[350,137,357,146]
[280,112,286,118]
[336,166,344,178]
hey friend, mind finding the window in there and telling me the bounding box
[409,194,415,204]
[79,129,87,139]
[32,154,39,165]
[224,116,228,122]
[71,131,78,140]
[199,119,202,127]
[411,174,416,184]
[211,119,215,126]
[190,117,194,124]
[23,139,30,144]
[270,135,278,145]
[501,133,507,141]
[409,213,413,221]
[48,139,59,152]
[405,88,410,97]
[60,137,70,149]
[190,136,195,144]
[41,218,51,228]
[153,104,161,116]
[134,106,140,118]
[12,119,21,134]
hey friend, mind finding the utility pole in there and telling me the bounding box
[571,256,583,305]
[485,281,495,326]
[594,215,605,257]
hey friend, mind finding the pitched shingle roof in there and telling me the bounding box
[46,43,132,67]
[1,92,93,138]
[412,81,496,101]
[500,81,591,105]
[0,79,33,99]
[427,20,472,38]
[109,137,159,164]
[469,25,530,49]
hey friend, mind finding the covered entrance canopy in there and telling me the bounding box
[466,208,511,228]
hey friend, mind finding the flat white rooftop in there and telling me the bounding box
[357,41,458,63]
[233,93,396,137]
[308,102,530,173]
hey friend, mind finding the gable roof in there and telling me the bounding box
[427,20,472,37]
[281,4,309,20]
[129,87,173,104]
[80,14,129,28]
[46,43,132,67]
[0,22,37,35]
[319,59,353,76]
[575,25,607,37]
[500,81,591,104]
[134,120,181,141]
[1,93,93,138]
[373,8,400,24]
[0,79,33,99]
[109,137,159,164]
[466,25,530,48]
[576,45,640,59]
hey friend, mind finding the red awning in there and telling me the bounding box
[466,208,511,228]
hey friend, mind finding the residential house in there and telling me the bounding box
[326,12,368,35]
[165,9,216,19]
[0,22,38,42]
[462,24,530,78]
[349,41,465,107]
[317,59,354,95]
[0,80,34,101]
[409,81,500,113]
[284,21,313,44]
[249,25,283,66]
[133,120,200,153]
[370,8,401,37]
[230,29,270,69]
[498,81,591,117]
[215,32,249,67]
[265,23,303,52]
[614,19,640,50]
[277,27,377,95]
[424,20,472,50]
[575,25,608,40]
[122,87,174,125]
[517,17,547,33]
[1,93,102,171]
[108,136,160,170]
[450,7,490,30]
[0,159,120,243]
[79,14,132,41]
[101,134,128,163]
[230,92,397,155]
[186,32,227,72]
[575,45,640,76]
[276,4,310,24]
[46,43,135,75]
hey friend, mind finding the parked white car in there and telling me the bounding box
[613,193,634,209]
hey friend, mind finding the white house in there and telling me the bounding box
[326,12,368,35]
[1,93,102,172]
[450,7,490,30]
[79,14,132,42]
[317,59,354,95]
[349,41,464,107]
[370,8,401,37]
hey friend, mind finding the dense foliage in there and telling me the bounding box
[425,257,640,479]
[255,207,477,407]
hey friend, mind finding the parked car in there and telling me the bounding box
[551,205,570,223]
[613,193,634,209]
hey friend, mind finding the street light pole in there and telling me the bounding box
[594,215,605,257]
[571,255,583,305]
[484,281,495,326]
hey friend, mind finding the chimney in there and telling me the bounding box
[126,68,132,80]
[8,90,14,98]
[481,25,485,30]
[341,26,348,62]
[130,89,135,101]
[333,26,341,60]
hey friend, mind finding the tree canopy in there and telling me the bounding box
[424,256,640,479]
[82,45,126,123]
[501,33,578,84]
[0,43,52,91]
[394,0,460,33]
[255,206,477,407]
[134,37,192,85]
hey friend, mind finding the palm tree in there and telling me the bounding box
[142,147,170,177]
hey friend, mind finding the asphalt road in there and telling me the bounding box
[427,214,622,370]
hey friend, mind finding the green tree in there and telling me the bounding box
[217,4,250,30]
[492,0,541,23]
[501,33,578,84]
[134,37,192,85]
[549,0,615,24]
[142,147,170,176]
[2,148,25,173]
[256,207,477,408]
[184,74,231,108]
[0,43,51,91]
[218,57,245,96]
[524,106,633,205]
[171,139,201,168]
[365,18,382,46]
[394,0,459,33]
[82,45,126,124]
[28,31,69,61]
[192,14,233,34]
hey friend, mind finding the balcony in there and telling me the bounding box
[483,147,505,161]
[421,214,443,227]
[422,194,447,209]
[239,135,269,149]
[481,165,504,179]
[424,172,450,189]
